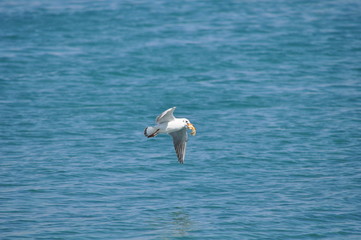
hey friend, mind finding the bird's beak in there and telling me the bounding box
[187,123,196,136]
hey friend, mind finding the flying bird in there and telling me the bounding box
[144,107,196,164]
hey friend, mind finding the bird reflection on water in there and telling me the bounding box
[169,209,193,237]
[147,207,194,238]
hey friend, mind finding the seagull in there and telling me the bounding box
[144,107,196,164]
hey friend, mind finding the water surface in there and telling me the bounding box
[1,0,361,239]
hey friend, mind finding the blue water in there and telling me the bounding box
[1,0,361,239]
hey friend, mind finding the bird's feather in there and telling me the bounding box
[156,107,176,124]
[169,128,188,164]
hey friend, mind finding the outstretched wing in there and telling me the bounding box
[156,107,176,124]
[169,128,188,164]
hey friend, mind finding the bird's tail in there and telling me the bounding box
[144,126,159,138]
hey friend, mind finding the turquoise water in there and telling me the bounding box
[1,0,361,239]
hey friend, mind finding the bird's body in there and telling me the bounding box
[144,107,196,164]
[145,119,185,135]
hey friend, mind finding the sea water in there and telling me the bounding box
[1,0,360,239]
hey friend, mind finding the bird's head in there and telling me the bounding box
[182,118,196,136]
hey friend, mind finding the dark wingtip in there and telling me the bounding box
[144,127,148,137]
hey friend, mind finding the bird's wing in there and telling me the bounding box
[169,128,188,164]
[156,107,176,124]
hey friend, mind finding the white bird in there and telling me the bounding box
[144,107,196,164]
